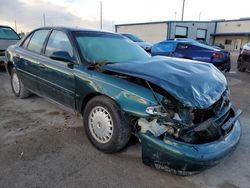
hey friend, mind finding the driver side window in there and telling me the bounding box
[45,30,74,59]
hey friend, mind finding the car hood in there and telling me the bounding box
[103,56,227,109]
[0,39,19,50]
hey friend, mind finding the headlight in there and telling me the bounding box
[146,105,167,117]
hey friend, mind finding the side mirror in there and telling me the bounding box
[50,51,74,63]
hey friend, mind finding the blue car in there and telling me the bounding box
[151,39,231,72]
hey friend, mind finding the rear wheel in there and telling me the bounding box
[10,68,31,98]
[237,57,246,72]
[83,96,131,153]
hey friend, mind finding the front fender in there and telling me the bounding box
[75,66,160,117]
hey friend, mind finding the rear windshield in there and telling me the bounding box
[0,27,20,40]
[74,31,150,63]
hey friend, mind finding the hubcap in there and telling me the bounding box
[12,73,20,94]
[88,106,113,144]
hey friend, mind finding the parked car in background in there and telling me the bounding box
[0,25,20,66]
[151,39,231,72]
[237,43,250,72]
[120,33,152,52]
[5,27,241,175]
[212,43,225,49]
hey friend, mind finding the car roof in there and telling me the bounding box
[33,26,117,35]
[0,25,13,28]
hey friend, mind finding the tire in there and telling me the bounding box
[237,58,246,72]
[83,95,131,153]
[10,68,31,98]
[225,67,231,72]
[238,65,246,72]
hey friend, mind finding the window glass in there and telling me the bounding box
[0,27,20,40]
[153,42,175,52]
[21,34,32,48]
[225,40,232,45]
[196,29,206,39]
[27,30,50,53]
[122,34,144,42]
[45,30,73,58]
[175,26,188,38]
[177,43,189,50]
[74,32,150,63]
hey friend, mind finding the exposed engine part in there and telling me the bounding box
[138,118,171,137]
[138,118,180,138]
[146,105,168,117]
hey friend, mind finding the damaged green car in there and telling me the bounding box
[5,27,241,175]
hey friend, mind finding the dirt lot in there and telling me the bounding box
[0,55,250,188]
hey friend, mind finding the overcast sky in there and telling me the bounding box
[1,0,250,33]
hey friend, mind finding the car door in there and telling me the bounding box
[36,30,76,109]
[14,29,51,92]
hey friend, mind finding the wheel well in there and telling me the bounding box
[7,61,14,75]
[81,93,102,114]
[81,93,122,116]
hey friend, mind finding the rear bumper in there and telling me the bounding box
[212,61,231,72]
[139,117,241,174]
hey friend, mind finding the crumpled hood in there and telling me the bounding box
[103,56,227,109]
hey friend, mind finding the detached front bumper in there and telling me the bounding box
[139,117,241,175]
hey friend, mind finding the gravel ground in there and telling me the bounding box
[0,54,250,188]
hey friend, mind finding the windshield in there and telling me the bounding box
[122,34,144,42]
[0,27,20,40]
[74,32,150,63]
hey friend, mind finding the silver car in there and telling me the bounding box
[0,26,20,66]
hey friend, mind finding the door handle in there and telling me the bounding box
[39,63,45,69]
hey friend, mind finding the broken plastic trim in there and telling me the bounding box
[146,105,168,117]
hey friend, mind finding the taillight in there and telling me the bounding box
[212,53,223,59]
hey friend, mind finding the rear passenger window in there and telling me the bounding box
[27,30,50,53]
[45,30,73,58]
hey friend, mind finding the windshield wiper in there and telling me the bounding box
[88,60,115,71]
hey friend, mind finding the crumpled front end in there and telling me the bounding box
[139,119,241,175]
[101,56,241,175]
[137,89,242,175]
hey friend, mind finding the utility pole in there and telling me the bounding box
[14,20,17,33]
[43,13,46,27]
[181,0,186,21]
[100,1,103,30]
[199,12,202,21]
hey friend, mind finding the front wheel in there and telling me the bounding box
[10,68,31,98]
[83,96,131,153]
